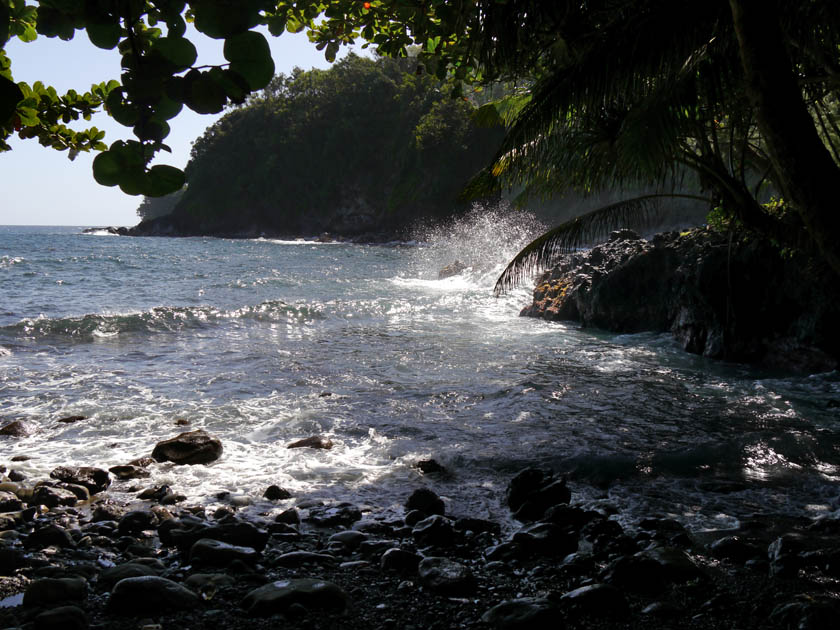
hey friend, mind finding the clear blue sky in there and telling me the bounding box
[1,27,351,226]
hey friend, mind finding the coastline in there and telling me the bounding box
[2,451,839,629]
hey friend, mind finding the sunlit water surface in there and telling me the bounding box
[1,212,838,532]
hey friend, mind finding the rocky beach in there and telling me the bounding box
[2,425,840,630]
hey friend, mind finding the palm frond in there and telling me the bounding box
[493,193,711,295]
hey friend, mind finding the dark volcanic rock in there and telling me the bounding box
[108,576,200,615]
[412,514,456,547]
[417,557,476,595]
[287,435,333,449]
[190,538,259,567]
[50,466,111,494]
[242,578,350,616]
[151,429,223,465]
[506,467,570,521]
[521,228,840,371]
[108,464,151,480]
[263,484,292,501]
[0,420,35,437]
[406,487,446,516]
[0,490,22,512]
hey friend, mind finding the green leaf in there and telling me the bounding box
[0,4,9,48]
[193,0,259,39]
[105,89,139,126]
[0,75,23,123]
[325,41,340,63]
[224,31,274,91]
[145,164,185,196]
[87,21,121,50]
[133,118,170,141]
[150,93,183,121]
[208,67,249,104]
[184,70,226,114]
[152,36,197,72]
[92,150,124,187]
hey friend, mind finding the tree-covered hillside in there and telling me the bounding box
[133,53,503,238]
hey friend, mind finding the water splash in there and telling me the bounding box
[409,203,547,287]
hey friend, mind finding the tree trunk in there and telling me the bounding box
[729,0,840,277]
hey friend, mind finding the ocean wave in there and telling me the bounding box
[0,255,25,268]
[2,301,325,341]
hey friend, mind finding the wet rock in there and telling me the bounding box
[0,490,22,512]
[485,541,529,563]
[190,538,259,567]
[108,576,200,615]
[307,502,362,527]
[49,466,110,495]
[160,516,269,553]
[769,534,805,578]
[417,557,475,596]
[57,415,87,424]
[481,597,559,629]
[560,583,629,618]
[108,464,151,480]
[287,435,333,449]
[380,548,422,574]
[137,484,171,501]
[412,514,456,547]
[53,482,90,502]
[97,562,160,591]
[328,530,368,550]
[23,577,87,607]
[506,468,570,522]
[439,260,469,279]
[242,578,350,616]
[415,459,447,474]
[274,508,300,525]
[151,429,223,465]
[0,420,35,437]
[8,469,25,482]
[91,503,124,522]
[513,522,578,557]
[10,454,31,461]
[33,605,88,630]
[708,535,762,565]
[118,510,159,536]
[25,523,76,549]
[405,487,445,516]
[640,546,706,583]
[263,485,292,501]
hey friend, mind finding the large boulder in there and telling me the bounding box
[107,576,200,615]
[242,578,350,616]
[151,429,222,465]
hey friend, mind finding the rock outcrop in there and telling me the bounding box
[521,229,840,372]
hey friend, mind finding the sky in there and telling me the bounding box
[1,26,353,226]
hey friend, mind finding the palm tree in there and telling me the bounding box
[402,0,840,290]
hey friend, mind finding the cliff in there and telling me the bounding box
[522,229,840,372]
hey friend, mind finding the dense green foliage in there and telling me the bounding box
[148,53,501,236]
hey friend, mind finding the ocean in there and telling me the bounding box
[1,212,839,532]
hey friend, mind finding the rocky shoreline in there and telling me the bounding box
[521,228,840,373]
[2,427,840,629]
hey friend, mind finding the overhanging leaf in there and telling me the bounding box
[224,31,274,91]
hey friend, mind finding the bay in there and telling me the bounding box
[1,214,838,531]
